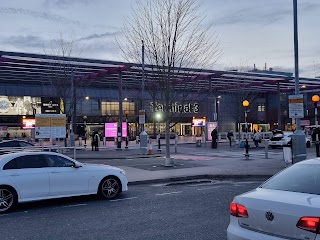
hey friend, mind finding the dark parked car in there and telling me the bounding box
[0,140,35,148]
[0,140,35,154]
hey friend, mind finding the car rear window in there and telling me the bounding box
[261,164,320,195]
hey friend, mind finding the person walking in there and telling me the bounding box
[227,130,234,147]
[253,130,262,149]
[211,128,218,149]
[94,131,100,151]
[91,131,96,151]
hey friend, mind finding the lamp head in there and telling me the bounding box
[312,95,320,103]
[242,100,249,107]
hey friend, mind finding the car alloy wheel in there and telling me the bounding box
[0,188,15,213]
[100,177,120,199]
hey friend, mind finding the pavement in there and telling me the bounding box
[61,138,319,185]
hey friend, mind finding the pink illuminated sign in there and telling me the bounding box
[105,122,127,137]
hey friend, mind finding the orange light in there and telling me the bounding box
[312,95,320,102]
[242,100,249,107]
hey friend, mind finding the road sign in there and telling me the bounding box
[289,94,304,118]
[139,110,145,124]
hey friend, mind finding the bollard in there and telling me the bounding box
[157,134,161,152]
[264,139,269,159]
[244,138,249,159]
[184,135,187,142]
[193,135,196,142]
[125,136,129,150]
[175,133,178,153]
[79,137,82,146]
[103,137,106,146]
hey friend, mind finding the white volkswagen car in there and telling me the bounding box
[0,152,128,213]
[227,159,320,240]
[268,132,311,149]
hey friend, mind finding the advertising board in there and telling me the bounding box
[105,122,127,138]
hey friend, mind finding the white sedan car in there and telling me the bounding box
[0,152,128,213]
[268,132,311,149]
[227,158,320,240]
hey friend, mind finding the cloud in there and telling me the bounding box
[3,35,46,49]
[43,0,91,9]
[212,1,320,27]
[0,7,80,25]
[76,32,120,42]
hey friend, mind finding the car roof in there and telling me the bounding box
[0,151,66,163]
[296,158,320,165]
[0,139,30,143]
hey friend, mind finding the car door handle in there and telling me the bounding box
[50,171,59,174]
[9,174,19,176]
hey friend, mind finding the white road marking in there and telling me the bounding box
[62,204,87,208]
[196,186,221,191]
[110,197,138,202]
[156,191,182,196]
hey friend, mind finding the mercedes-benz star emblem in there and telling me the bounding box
[265,211,274,221]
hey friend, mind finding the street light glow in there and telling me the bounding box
[85,96,90,100]
[242,100,249,107]
[312,95,320,103]
[155,112,162,120]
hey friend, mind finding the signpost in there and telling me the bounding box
[289,94,304,118]
[35,114,66,139]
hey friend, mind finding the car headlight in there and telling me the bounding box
[120,169,126,176]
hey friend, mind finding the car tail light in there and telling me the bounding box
[229,201,248,218]
[297,217,320,233]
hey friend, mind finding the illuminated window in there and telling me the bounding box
[101,101,135,115]
[258,103,265,112]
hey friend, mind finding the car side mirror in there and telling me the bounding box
[74,162,82,168]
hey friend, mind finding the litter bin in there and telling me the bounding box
[283,146,292,165]
[196,140,201,147]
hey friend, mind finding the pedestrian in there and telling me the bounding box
[227,130,234,147]
[91,131,95,151]
[5,132,10,140]
[211,128,218,149]
[253,130,262,149]
[94,131,100,151]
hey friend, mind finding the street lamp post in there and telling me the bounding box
[242,100,250,159]
[312,95,320,157]
[83,115,87,147]
[156,112,162,152]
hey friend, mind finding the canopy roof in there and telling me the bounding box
[0,51,319,94]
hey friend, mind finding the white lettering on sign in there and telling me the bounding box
[150,102,199,113]
[288,94,304,118]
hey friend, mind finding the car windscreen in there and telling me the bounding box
[260,164,320,195]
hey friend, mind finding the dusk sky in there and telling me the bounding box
[1,0,319,77]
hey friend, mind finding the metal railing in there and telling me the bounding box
[0,145,77,160]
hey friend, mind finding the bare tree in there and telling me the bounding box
[43,34,92,145]
[117,0,221,165]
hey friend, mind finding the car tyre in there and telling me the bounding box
[0,187,17,213]
[98,177,121,199]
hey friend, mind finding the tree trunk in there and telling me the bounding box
[164,117,173,166]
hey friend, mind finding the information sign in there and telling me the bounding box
[139,110,145,124]
[35,114,66,138]
[289,94,304,118]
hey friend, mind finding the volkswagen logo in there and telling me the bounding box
[265,211,274,221]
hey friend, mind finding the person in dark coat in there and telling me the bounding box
[211,128,218,149]
[91,131,96,151]
[227,130,234,147]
